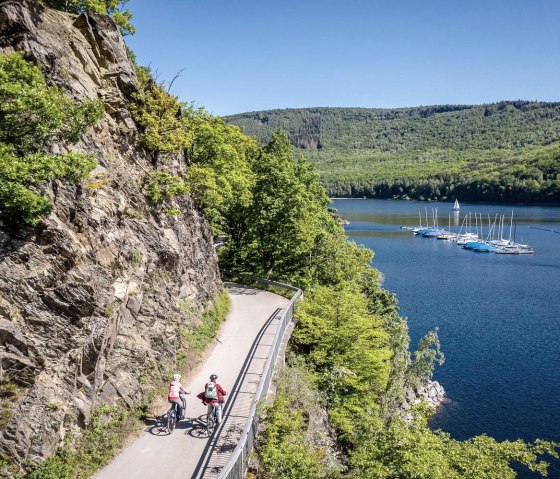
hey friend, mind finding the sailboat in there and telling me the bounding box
[452,199,460,211]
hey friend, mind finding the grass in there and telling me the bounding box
[123,208,144,219]
[183,289,230,354]
[151,270,171,285]
[84,177,111,191]
[130,250,143,268]
[103,303,114,318]
[25,405,142,479]
[0,378,20,430]
[162,208,181,216]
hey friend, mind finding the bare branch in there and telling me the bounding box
[167,69,185,94]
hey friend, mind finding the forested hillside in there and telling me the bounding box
[226,103,560,203]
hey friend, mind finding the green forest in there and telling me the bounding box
[226,104,560,203]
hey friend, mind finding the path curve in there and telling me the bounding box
[95,283,288,479]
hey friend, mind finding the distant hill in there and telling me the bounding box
[226,102,560,203]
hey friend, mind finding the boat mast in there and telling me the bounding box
[508,210,513,244]
[475,213,479,238]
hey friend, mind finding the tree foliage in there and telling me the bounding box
[351,407,559,479]
[291,284,391,443]
[131,67,193,166]
[131,67,257,232]
[0,53,102,224]
[145,171,190,205]
[220,129,355,286]
[257,364,340,479]
[217,129,560,477]
[185,111,257,234]
[226,104,560,203]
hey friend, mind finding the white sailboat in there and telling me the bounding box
[452,199,460,211]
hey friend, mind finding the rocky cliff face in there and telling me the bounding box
[0,0,221,465]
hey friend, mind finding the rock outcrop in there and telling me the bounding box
[413,380,446,409]
[0,0,221,465]
[403,380,446,413]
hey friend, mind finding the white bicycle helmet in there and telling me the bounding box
[173,373,181,381]
[210,374,218,381]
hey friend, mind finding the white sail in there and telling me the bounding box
[452,199,460,211]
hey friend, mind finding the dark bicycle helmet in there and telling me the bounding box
[210,374,218,381]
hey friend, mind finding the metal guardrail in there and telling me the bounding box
[217,272,302,479]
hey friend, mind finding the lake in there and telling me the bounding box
[333,199,560,478]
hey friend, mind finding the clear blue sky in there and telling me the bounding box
[125,0,560,116]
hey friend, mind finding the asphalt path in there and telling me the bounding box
[95,283,288,479]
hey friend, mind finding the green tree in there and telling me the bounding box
[184,111,257,235]
[351,407,559,479]
[257,362,341,479]
[225,105,560,204]
[131,68,192,167]
[230,130,333,283]
[0,53,103,224]
[292,284,391,442]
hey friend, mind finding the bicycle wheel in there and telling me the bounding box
[167,406,176,433]
[206,410,215,436]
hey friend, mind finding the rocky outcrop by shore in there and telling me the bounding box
[404,380,446,411]
[0,0,221,466]
[414,380,446,408]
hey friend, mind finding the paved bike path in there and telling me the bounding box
[95,283,288,479]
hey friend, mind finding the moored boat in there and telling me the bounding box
[495,245,534,254]
[473,243,499,253]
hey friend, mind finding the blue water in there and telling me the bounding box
[333,199,560,478]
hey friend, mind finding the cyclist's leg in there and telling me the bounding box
[217,402,223,423]
[206,403,212,419]
[171,399,182,420]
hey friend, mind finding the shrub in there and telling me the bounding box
[130,250,143,268]
[26,405,140,479]
[0,53,103,225]
[145,172,189,204]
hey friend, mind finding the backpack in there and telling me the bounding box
[205,382,217,399]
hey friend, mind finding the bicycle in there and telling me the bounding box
[167,393,186,434]
[206,402,222,436]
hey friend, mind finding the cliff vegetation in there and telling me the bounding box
[0,0,222,476]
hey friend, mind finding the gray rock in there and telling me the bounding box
[126,294,143,316]
[0,0,221,466]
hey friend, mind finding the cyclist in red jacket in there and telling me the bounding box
[197,373,227,423]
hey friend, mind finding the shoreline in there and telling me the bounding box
[330,197,560,207]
